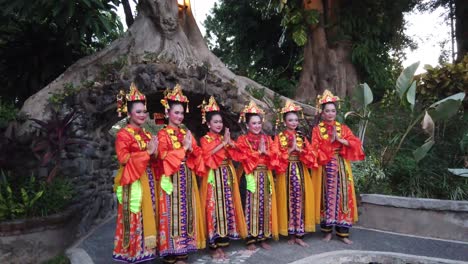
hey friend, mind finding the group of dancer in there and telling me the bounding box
[112,83,365,263]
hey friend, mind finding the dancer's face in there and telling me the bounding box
[168,104,184,126]
[284,112,299,131]
[321,103,337,122]
[208,114,223,134]
[247,115,262,135]
[128,102,147,127]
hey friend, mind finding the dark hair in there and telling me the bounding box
[283,111,298,121]
[206,111,222,123]
[245,113,262,123]
[167,100,186,111]
[321,102,336,111]
[127,100,145,113]
[313,102,336,127]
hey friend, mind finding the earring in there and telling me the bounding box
[208,126,211,129]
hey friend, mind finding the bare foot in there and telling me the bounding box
[288,237,296,245]
[295,238,309,248]
[217,248,227,259]
[340,237,353,245]
[322,233,332,242]
[260,241,272,250]
[211,249,222,259]
[247,243,257,251]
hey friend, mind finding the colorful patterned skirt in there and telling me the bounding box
[276,156,316,237]
[204,161,244,248]
[320,154,355,229]
[158,163,204,259]
[113,168,158,263]
[244,165,275,244]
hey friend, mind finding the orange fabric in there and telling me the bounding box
[235,133,277,174]
[157,125,206,177]
[339,125,365,161]
[311,122,364,165]
[115,128,150,186]
[200,132,226,172]
[272,130,318,174]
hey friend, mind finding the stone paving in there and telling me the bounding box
[68,215,468,264]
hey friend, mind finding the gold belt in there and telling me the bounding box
[288,155,300,162]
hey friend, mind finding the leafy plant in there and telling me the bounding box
[0,98,18,129]
[274,0,320,46]
[352,155,390,195]
[245,85,266,100]
[0,170,74,221]
[377,62,466,164]
[31,111,85,182]
[0,171,44,220]
[345,83,374,145]
[418,55,468,105]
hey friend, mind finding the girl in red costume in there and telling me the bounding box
[311,90,365,244]
[235,100,279,251]
[113,83,159,263]
[273,101,318,248]
[199,96,247,260]
[156,84,205,264]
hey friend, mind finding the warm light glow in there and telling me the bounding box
[177,0,186,8]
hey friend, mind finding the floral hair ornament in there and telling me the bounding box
[275,100,304,130]
[199,96,221,124]
[239,100,265,123]
[160,83,190,113]
[116,82,146,117]
[316,89,341,113]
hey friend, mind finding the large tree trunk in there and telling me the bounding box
[295,0,358,102]
[19,0,315,135]
[455,0,468,61]
[122,0,135,27]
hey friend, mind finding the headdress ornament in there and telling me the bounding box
[160,84,190,113]
[275,100,304,129]
[239,100,265,123]
[316,89,340,113]
[199,96,221,124]
[116,82,146,117]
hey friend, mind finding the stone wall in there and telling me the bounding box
[358,194,468,242]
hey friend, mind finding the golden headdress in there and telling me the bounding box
[116,82,146,117]
[199,96,221,124]
[316,89,340,113]
[160,84,190,113]
[239,100,265,123]
[276,100,304,129]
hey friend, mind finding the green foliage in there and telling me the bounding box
[0,170,74,221]
[418,55,468,106]
[0,98,18,129]
[352,155,390,195]
[0,0,123,105]
[204,0,302,97]
[340,0,418,98]
[245,85,266,100]
[43,253,70,264]
[274,0,319,46]
[345,83,374,145]
[35,177,74,217]
[205,0,418,100]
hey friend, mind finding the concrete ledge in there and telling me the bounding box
[360,194,468,212]
[66,248,94,264]
[289,250,468,264]
[359,194,468,242]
